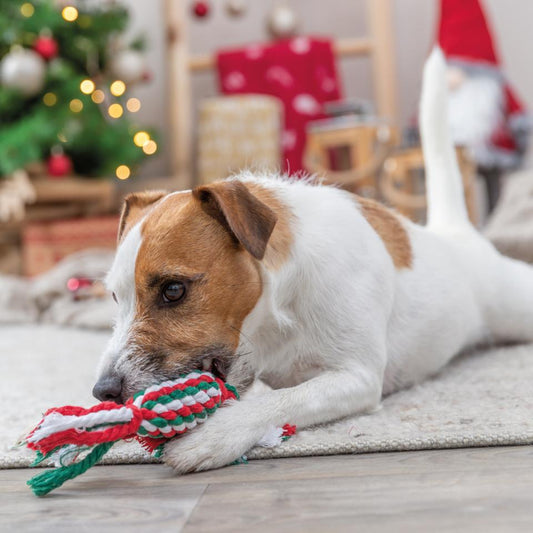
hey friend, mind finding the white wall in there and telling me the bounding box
[122,0,533,182]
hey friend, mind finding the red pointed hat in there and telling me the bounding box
[438,0,500,67]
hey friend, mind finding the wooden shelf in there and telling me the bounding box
[31,177,115,205]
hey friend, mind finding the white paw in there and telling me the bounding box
[163,402,266,474]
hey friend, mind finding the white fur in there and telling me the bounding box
[97,222,143,379]
[105,49,533,473]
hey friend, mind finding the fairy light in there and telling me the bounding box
[69,99,83,113]
[108,103,123,119]
[133,131,150,147]
[57,132,68,143]
[116,165,131,180]
[142,140,158,155]
[20,3,35,17]
[110,80,126,97]
[80,79,95,95]
[91,90,105,104]
[126,98,141,113]
[62,6,79,22]
[43,92,57,106]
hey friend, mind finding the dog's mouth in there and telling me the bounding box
[198,356,229,381]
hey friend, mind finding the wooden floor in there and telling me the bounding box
[2,446,533,532]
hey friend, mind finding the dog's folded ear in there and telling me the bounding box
[192,181,277,260]
[118,190,168,242]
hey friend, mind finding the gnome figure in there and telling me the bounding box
[437,0,530,207]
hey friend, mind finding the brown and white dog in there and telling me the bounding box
[94,49,533,473]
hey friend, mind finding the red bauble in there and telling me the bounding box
[47,153,72,178]
[192,1,210,18]
[33,36,59,61]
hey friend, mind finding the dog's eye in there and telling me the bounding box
[161,282,186,304]
[112,292,118,304]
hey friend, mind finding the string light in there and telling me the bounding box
[142,140,158,155]
[110,80,126,97]
[80,79,95,94]
[108,103,123,118]
[133,131,150,147]
[43,92,57,106]
[69,99,83,113]
[57,132,67,143]
[116,165,131,180]
[62,6,79,22]
[91,90,105,104]
[20,3,35,17]
[126,98,141,113]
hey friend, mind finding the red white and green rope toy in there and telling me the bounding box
[24,371,295,496]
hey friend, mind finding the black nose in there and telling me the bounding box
[92,374,124,403]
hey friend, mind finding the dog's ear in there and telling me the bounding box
[192,181,277,260]
[118,190,168,242]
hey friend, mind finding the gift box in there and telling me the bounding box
[197,95,282,184]
[22,216,119,277]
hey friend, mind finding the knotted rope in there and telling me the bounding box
[25,371,296,497]
[25,372,238,496]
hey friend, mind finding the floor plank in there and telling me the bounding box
[0,466,207,533]
[1,446,532,532]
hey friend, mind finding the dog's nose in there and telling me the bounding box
[92,373,124,403]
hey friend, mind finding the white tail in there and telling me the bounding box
[420,48,471,231]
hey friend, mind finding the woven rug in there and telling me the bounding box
[2,324,533,469]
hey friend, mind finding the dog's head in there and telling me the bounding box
[93,180,279,402]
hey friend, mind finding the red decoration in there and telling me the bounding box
[192,1,210,18]
[67,277,93,292]
[436,0,530,168]
[46,153,72,178]
[33,36,59,61]
[217,37,342,174]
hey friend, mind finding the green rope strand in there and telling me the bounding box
[27,441,116,497]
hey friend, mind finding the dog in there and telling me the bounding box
[93,49,533,473]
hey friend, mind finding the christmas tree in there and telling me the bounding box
[0,0,157,181]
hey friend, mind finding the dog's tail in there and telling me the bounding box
[420,47,472,232]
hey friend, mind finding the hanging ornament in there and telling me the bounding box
[109,49,147,85]
[267,3,298,39]
[47,148,72,178]
[33,34,59,61]
[225,0,246,17]
[192,1,210,18]
[0,47,46,96]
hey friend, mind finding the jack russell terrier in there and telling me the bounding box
[93,49,533,473]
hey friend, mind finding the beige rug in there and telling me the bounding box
[2,325,533,469]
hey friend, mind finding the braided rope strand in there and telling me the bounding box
[25,372,239,496]
[27,441,115,496]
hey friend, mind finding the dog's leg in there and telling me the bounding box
[487,255,533,343]
[164,360,383,473]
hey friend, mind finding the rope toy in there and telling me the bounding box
[24,371,294,496]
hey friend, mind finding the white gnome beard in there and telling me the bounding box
[447,73,503,149]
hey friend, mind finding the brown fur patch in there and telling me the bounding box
[357,197,412,269]
[118,190,168,242]
[192,181,277,261]
[244,182,294,270]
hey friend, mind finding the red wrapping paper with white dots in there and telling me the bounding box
[216,37,343,174]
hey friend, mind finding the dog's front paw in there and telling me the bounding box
[163,402,266,474]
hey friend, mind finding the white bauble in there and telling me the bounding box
[109,50,146,85]
[0,48,46,96]
[267,4,298,39]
